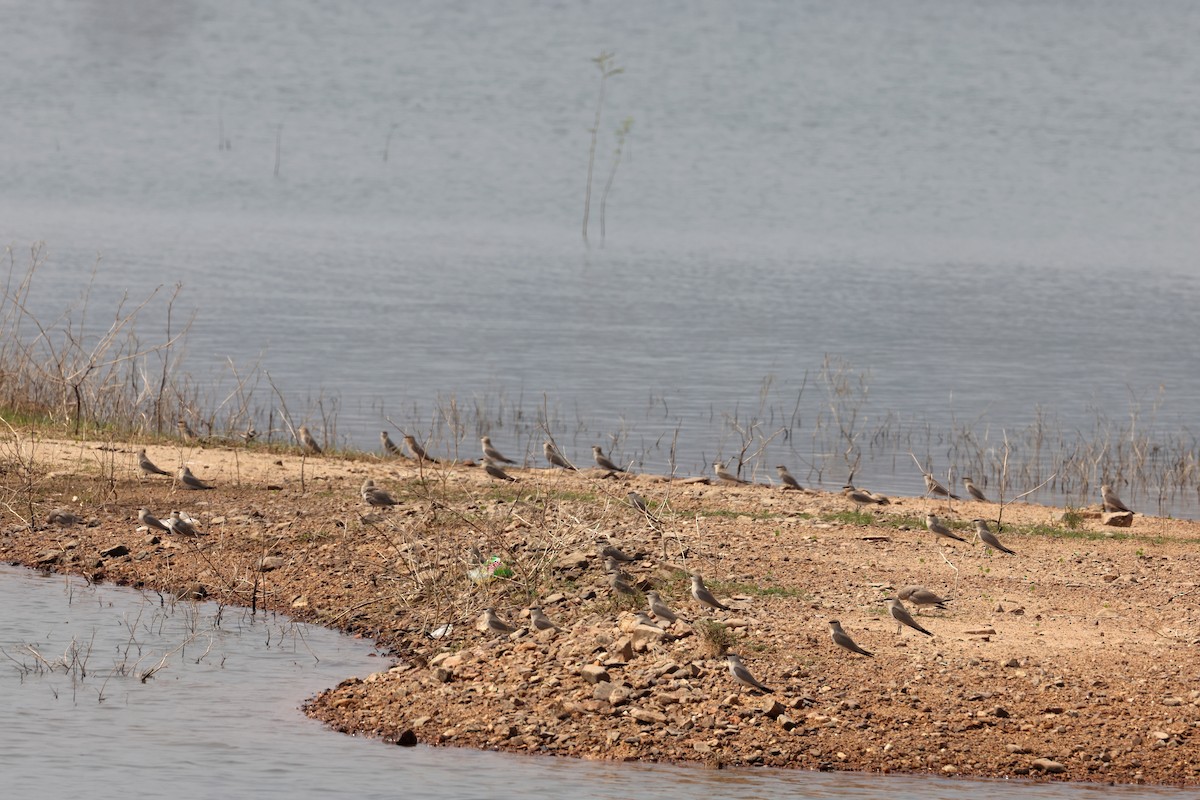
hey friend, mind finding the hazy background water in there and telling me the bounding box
[2,0,1199,512]
[3,563,1196,800]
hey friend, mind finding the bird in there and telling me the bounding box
[240,426,258,443]
[404,435,438,463]
[866,489,891,505]
[713,461,746,485]
[726,653,773,692]
[886,598,933,636]
[1101,484,1133,514]
[480,607,515,634]
[167,510,199,537]
[690,574,730,611]
[178,466,213,490]
[633,612,663,631]
[923,472,960,500]
[925,513,967,543]
[137,449,171,477]
[974,518,1016,555]
[380,431,402,456]
[591,445,625,472]
[962,477,989,502]
[829,620,873,657]
[138,508,170,533]
[361,478,399,507]
[608,572,639,597]
[603,556,634,583]
[529,606,560,631]
[626,491,662,523]
[843,485,885,507]
[481,436,515,464]
[896,586,951,615]
[597,539,637,562]
[297,425,321,454]
[481,457,518,482]
[176,419,198,440]
[775,465,803,490]
[645,590,679,624]
[543,441,576,470]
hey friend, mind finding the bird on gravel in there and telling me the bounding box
[528,606,560,631]
[974,518,1016,554]
[962,477,989,502]
[726,653,773,693]
[923,472,959,500]
[925,513,968,543]
[886,598,934,637]
[297,425,322,454]
[403,435,438,464]
[829,620,873,658]
[843,485,885,507]
[480,607,515,634]
[712,461,746,485]
[608,572,639,598]
[690,574,730,611]
[646,590,679,624]
[597,539,637,563]
[543,441,576,470]
[603,556,635,584]
[481,436,515,464]
[592,445,625,472]
[361,478,399,507]
[1101,484,1133,514]
[775,465,803,490]
[626,491,662,523]
[137,449,171,477]
[896,586,951,615]
[380,431,402,456]
[481,457,518,482]
[167,510,200,537]
[138,508,171,533]
[178,466,213,490]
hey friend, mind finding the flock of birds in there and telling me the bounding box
[142,422,1139,695]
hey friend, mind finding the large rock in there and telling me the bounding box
[580,664,610,684]
[1102,512,1133,528]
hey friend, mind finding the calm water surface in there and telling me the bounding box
[1,565,1194,799]
[1,1,1199,512]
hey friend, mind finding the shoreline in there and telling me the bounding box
[2,436,1197,787]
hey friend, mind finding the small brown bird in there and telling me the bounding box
[482,457,517,482]
[775,465,803,490]
[591,445,625,472]
[178,466,213,490]
[886,598,933,636]
[167,510,200,537]
[726,653,773,693]
[1101,484,1133,514]
[404,435,438,463]
[645,590,679,624]
[713,461,745,485]
[690,574,730,611]
[608,572,639,597]
[361,478,398,507]
[176,419,198,440]
[479,607,516,634]
[138,508,171,533]
[528,606,560,631]
[626,491,662,523]
[829,620,873,657]
[380,431,402,456]
[481,436,515,464]
[896,585,951,615]
[974,518,1016,554]
[962,477,989,502]
[297,425,321,454]
[923,472,959,499]
[925,513,967,543]
[596,539,637,562]
[843,485,884,507]
[137,449,171,477]
[543,441,576,470]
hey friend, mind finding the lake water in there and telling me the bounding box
[2,1,1199,514]
[2,563,1195,799]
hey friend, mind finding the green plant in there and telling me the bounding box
[695,619,735,658]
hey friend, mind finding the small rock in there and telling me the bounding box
[257,555,286,571]
[629,707,666,725]
[1102,511,1133,528]
[1003,658,1020,668]
[580,664,611,685]
[554,551,590,571]
[100,544,129,558]
[1032,758,1066,773]
[431,667,452,683]
[394,729,418,747]
[1006,744,1030,754]
[760,698,786,719]
[941,765,958,774]
[1162,697,1184,707]
[36,549,61,565]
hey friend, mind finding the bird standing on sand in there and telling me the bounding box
[297,425,321,454]
[1101,484,1133,514]
[690,574,730,611]
[481,436,515,464]
[178,466,213,490]
[381,431,402,456]
[543,441,576,470]
[974,518,1016,554]
[713,461,746,485]
[138,508,171,533]
[167,510,199,537]
[592,445,625,472]
[529,606,560,631]
[137,449,171,477]
[962,477,989,502]
[776,465,803,490]
[896,586,951,615]
[925,513,967,543]
[361,478,399,507]
[886,598,933,637]
[403,435,438,463]
[482,457,518,482]
[843,485,884,507]
[726,653,773,692]
[176,419,198,440]
[923,472,959,499]
[480,607,515,634]
[829,620,873,657]
[646,590,679,624]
